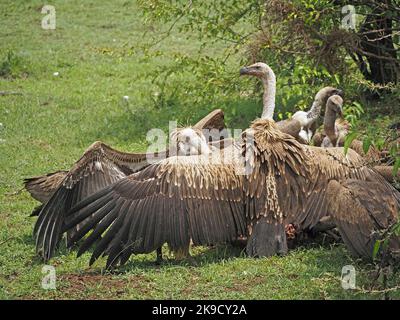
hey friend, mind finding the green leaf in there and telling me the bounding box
[344,132,358,155]
[372,240,381,260]
[362,137,371,154]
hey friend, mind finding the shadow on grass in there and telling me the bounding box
[89,97,261,146]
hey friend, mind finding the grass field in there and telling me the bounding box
[1,0,399,299]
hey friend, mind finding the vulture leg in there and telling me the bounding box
[246,218,288,258]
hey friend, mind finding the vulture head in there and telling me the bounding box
[326,95,344,118]
[240,62,272,79]
[314,87,344,110]
[170,127,212,156]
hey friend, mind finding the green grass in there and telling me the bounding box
[0,0,399,300]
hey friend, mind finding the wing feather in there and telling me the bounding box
[327,179,400,259]
[62,155,246,267]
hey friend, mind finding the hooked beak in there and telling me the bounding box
[240,67,250,76]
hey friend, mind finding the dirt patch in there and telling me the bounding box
[18,273,154,300]
[57,273,152,299]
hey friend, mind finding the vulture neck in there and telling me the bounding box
[260,66,276,120]
[324,105,338,145]
[306,99,322,122]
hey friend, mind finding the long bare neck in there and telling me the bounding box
[261,67,276,120]
[307,99,322,121]
[324,105,338,144]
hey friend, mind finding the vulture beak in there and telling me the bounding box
[240,67,250,76]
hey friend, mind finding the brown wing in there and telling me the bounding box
[373,165,400,183]
[193,109,225,131]
[26,109,224,204]
[34,141,168,260]
[62,155,247,268]
[33,109,226,260]
[243,119,397,257]
[326,179,400,259]
[275,118,301,139]
[24,171,68,203]
[346,139,382,165]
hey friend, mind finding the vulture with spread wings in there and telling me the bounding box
[31,109,226,260]
[46,118,400,268]
[32,63,400,267]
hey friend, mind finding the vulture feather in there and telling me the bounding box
[32,110,226,260]
[59,119,400,268]
[240,62,343,144]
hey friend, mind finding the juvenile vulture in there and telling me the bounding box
[33,63,400,267]
[239,62,343,143]
[312,97,382,163]
[31,109,226,259]
[57,117,400,268]
[316,95,398,182]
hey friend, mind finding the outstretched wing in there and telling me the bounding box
[64,155,247,268]
[24,171,68,203]
[26,109,225,204]
[34,141,166,260]
[243,119,396,257]
[326,179,400,259]
[193,109,225,131]
[33,109,227,260]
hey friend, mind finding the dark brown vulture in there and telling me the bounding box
[31,109,226,260]
[51,118,400,268]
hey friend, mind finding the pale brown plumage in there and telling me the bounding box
[53,119,400,267]
[240,63,343,144]
[314,96,396,183]
[33,109,226,260]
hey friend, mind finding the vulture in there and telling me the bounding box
[31,109,227,259]
[239,62,343,143]
[312,96,381,164]
[316,95,398,182]
[33,63,400,268]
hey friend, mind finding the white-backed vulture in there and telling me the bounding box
[37,116,399,267]
[312,96,382,163]
[31,109,226,259]
[320,95,345,147]
[33,64,400,266]
[316,95,398,182]
[239,62,343,143]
